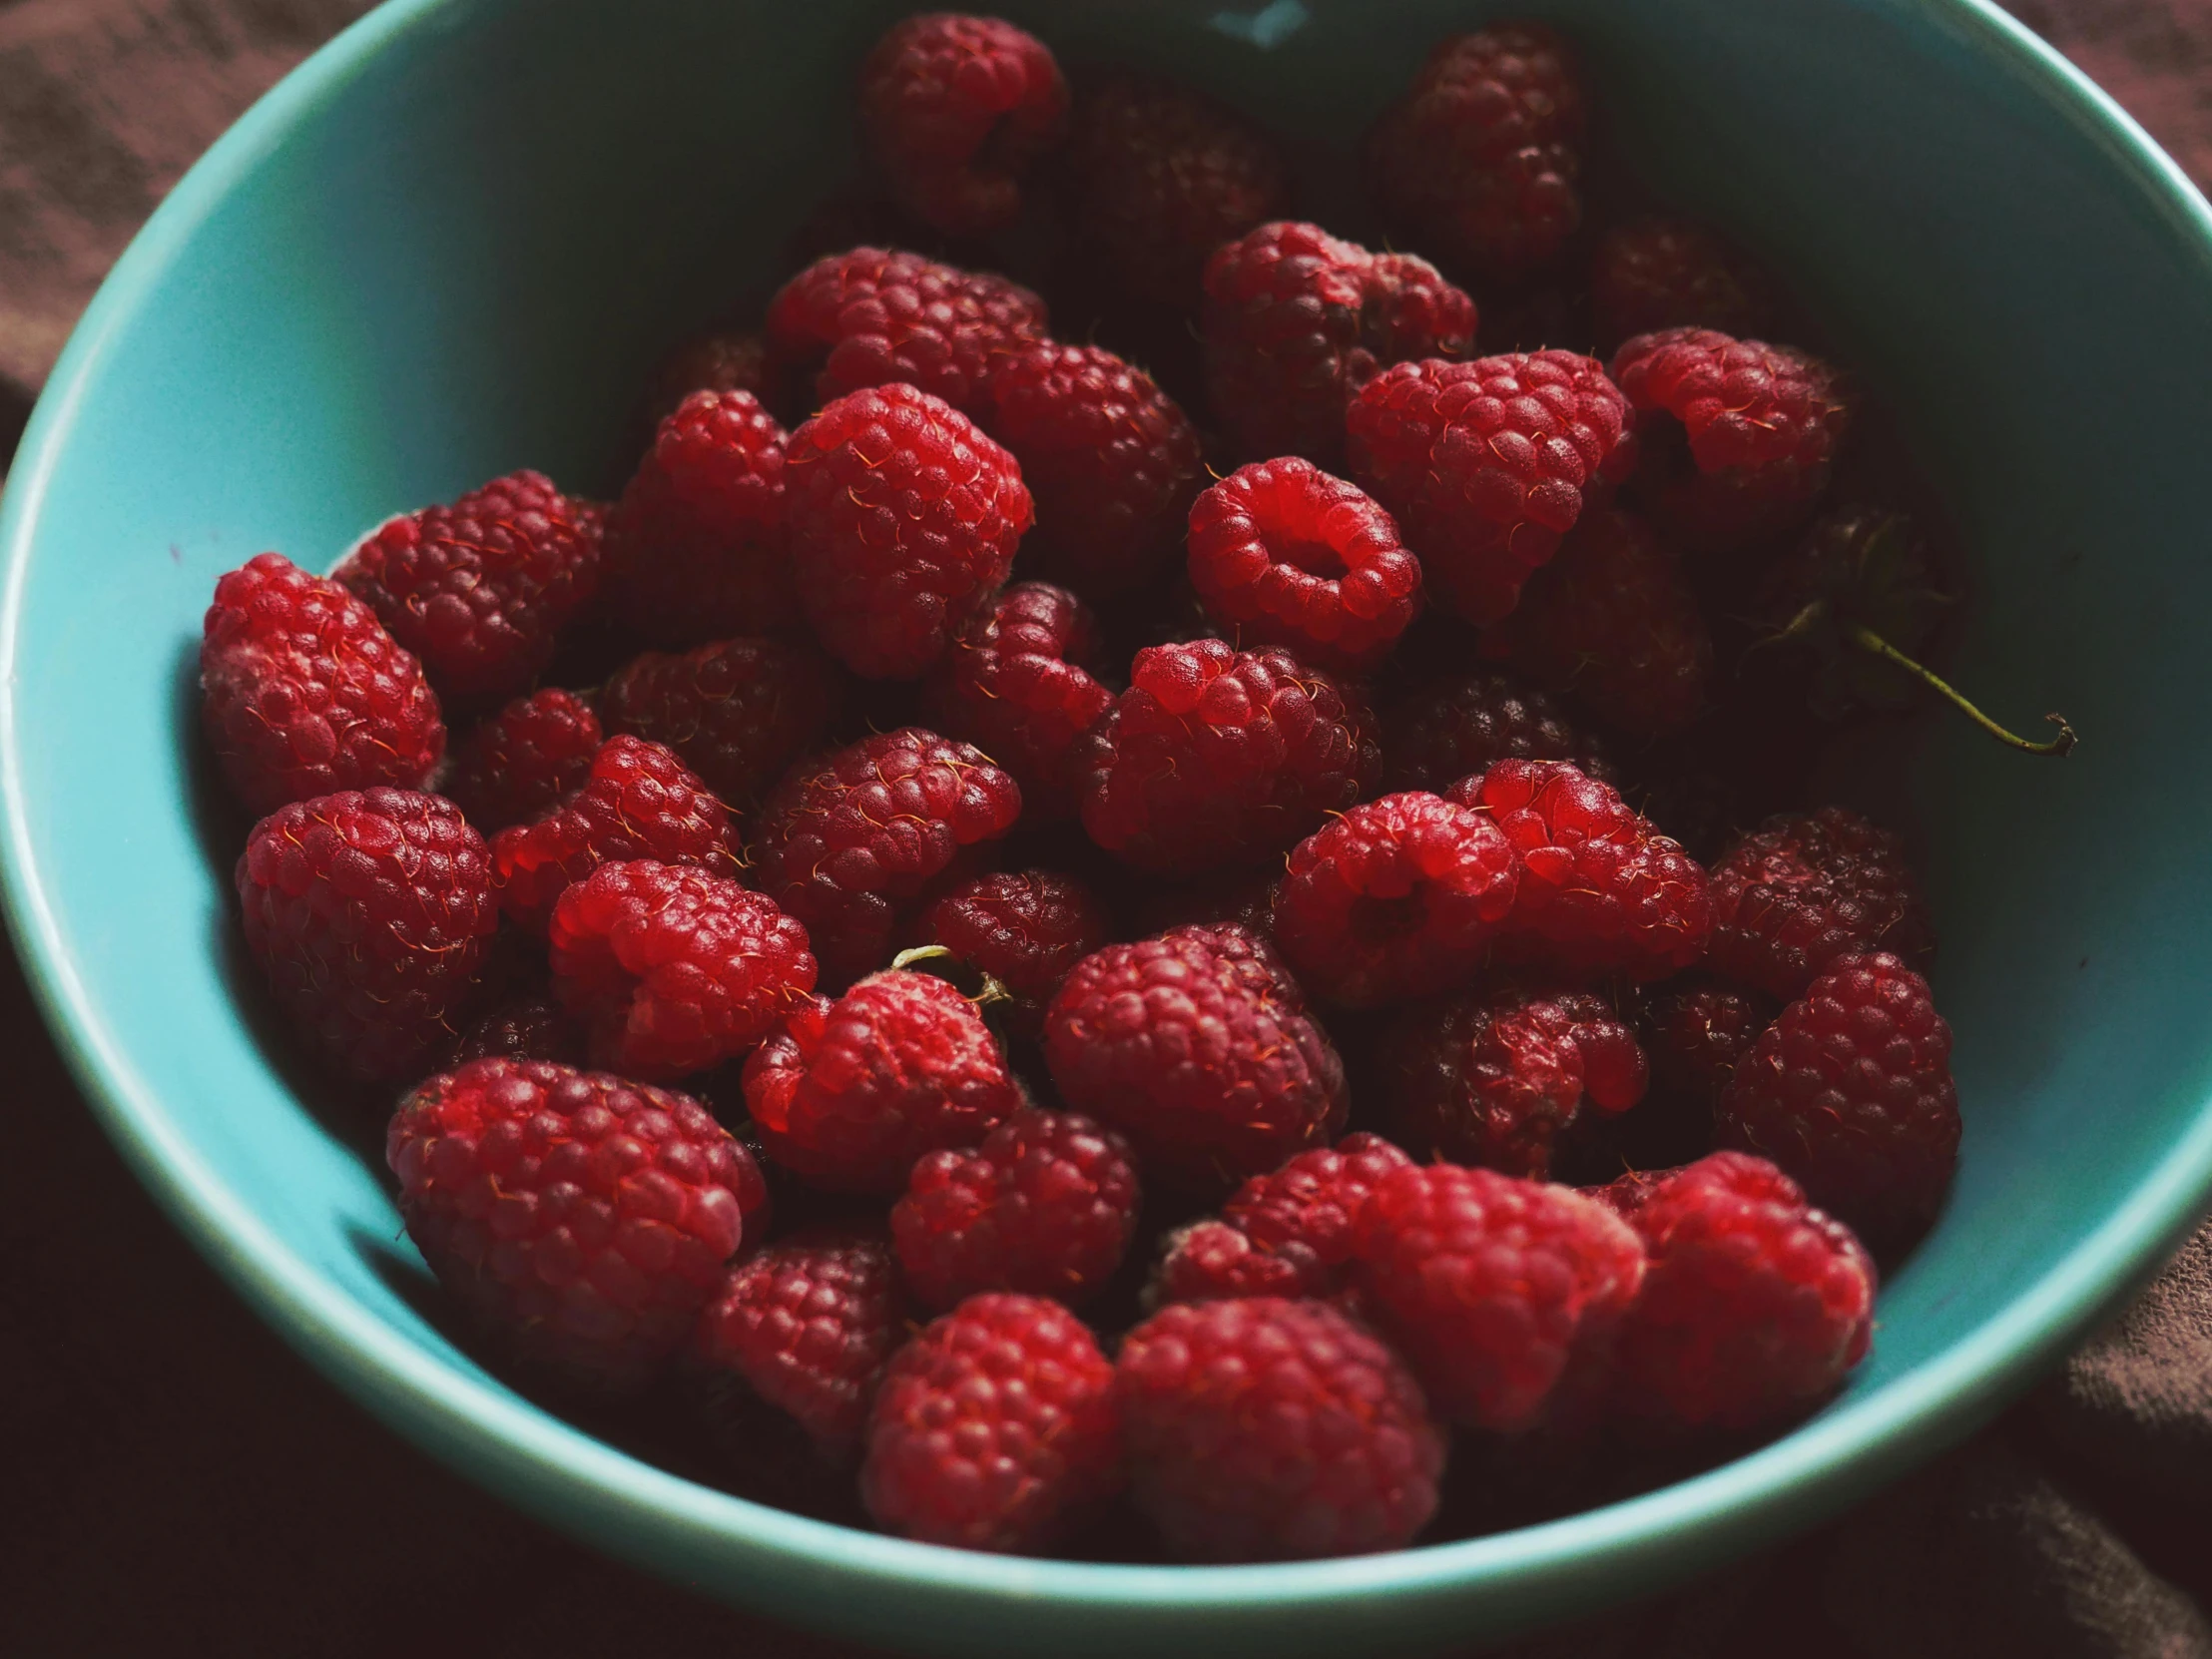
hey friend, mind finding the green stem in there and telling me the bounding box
[1843,623,2077,758]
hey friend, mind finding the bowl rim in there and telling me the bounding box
[7,0,2212,1633]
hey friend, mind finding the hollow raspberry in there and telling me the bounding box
[914,869,1109,1037]
[1590,218,1776,349]
[1640,979,1771,1115]
[639,328,778,433]
[1380,670,1602,794]
[445,688,602,833]
[454,988,586,1067]
[600,636,840,810]
[1707,806,1934,1000]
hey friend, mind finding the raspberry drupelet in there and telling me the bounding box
[1186,458,1423,674]
[600,636,841,810]
[914,869,1110,1036]
[1380,670,1603,795]
[1706,805,1934,1001]
[200,552,446,816]
[1590,218,1777,349]
[445,688,602,833]
[386,1057,772,1390]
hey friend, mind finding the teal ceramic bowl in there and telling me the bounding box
[5,0,2211,1652]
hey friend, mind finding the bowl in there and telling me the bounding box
[6,0,2212,1653]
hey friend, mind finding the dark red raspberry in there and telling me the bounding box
[200,553,446,816]
[1380,670,1602,794]
[857,13,1067,236]
[454,989,586,1067]
[600,636,840,810]
[1365,25,1586,282]
[1718,952,1959,1254]
[743,968,1022,1192]
[386,1058,770,1389]
[1347,352,1635,626]
[1754,504,1956,722]
[766,247,1048,414]
[1590,218,1776,349]
[920,582,1111,821]
[1478,507,1713,738]
[488,735,740,934]
[785,382,1032,679]
[1148,1220,1312,1305]
[1201,222,1475,464]
[1271,793,1518,1007]
[1043,922,1348,1188]
[602,388,796,648]
[1615,1152,1876,1431]
[1077,640,1379,875]
[1067,74,1289,309]
[336,470,600,705]
[445,689,602,833]
[1350,1163,1645,1430]
[1117,1297,1444,1561]
[1640,979,1771,1114]
[639,328,778,432]
[753,727,1023,985]
[1612,326,1851,552]
[236,789,495,1087]
[1707,806,1934,1000]
[862,1294,1121,1551]
[914,869,1109,1036]
[1130,864,1282,941]
[1186,458,1423,674]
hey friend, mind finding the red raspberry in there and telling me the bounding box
[785,382,1032,679]
[445,689,603,833]
[981,341,1202,602]
[454,989,586,1067]
[488,735,739,934]
[1186,458,1423,674]
[857,14,1068,236]
[200,553,446,817]
[1148,1220,1313,1305]
[1707,807,1934,1000]
[1718,952,1959,1254]
[639,328,777,432]
[1640,979,1771,1113]
[386,1057,770,1388]
[1611,327,1851,552]
[1590,218,1776,349]
[336,470,601,705]
[753,727,1023,985]
[1078,640,1379,875]
[236,789,496,1087]
[1447,760,1713,981]
[920,582,1112,821]
[743,968,1022,1193]
[1117,1297,1444,1561]
[1478,508,1713,738]
[914,869,1110,1036]
[600,636,840,810]
[1347,352,1635,626]
[1201,222,1475,465]
[1380,670,1603,794]
[766,247,1048,414]
[862,1294,1121,1551]
[1350,1163,1645,1430]
[1365,25,1586,282]
[1271,793,1519,1007]
[1043,922,1348,1188]
[1580,1164,1680,1222]
[602,389,796,648]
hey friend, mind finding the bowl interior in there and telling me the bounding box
[7,0,2212,1654]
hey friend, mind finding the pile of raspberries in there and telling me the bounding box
[196,15,1976,1564]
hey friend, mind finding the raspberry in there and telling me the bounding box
[1043,922,1348,1187]
[1717,952,1959,1254]
[236,789,496,1086]
[1477,507,1713,738]
[1077,640,1379,875]
[1271,793,1519,1006]
[639,328,777,432]
[743,968,1022,1192]
[1590,218,1776,349]
[857,14,1068,236]
[1380,670,1602,794]
[386,1058,770,1389]
[445,689,603,833]
[1117,1297,1444,1561]
[914,869,1109,1036]
[336,470,601,705]
[1365,25,1586,282]
[602,389,796,647]
[1349,1163,1645,1430]
[1148,1220,1312,1305]
[1640,979,1770,1113]
[454,989,586,1067]
[200,553,446,816]
[1201,222,1475,465]
[1611,326,1850,552]
[1755,504,1956,722]
[981,342,1202,602]
[753,728,1023,984]
[892,1109,1140,1311]
[1067,74,1289,309]
[1447,761,1713,981]
[920,582,1112,821]
[1186,458,1423,674]
[1707,806,1934,1000]
[488,735,739,934]
[1580,1164,1680,1221]
[785,382,1032,679]
[766,247,1048,414]
[1347,352,1635,626]
[861,1294,1121,1551]
[600,636,840,810]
